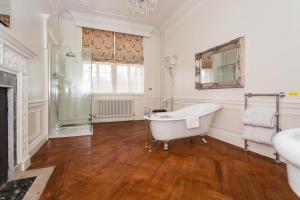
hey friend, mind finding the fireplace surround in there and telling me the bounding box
[0,71,17,182]
[0,87,8,186]
[0,25,36,180]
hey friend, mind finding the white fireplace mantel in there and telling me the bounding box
[0,25,36,172]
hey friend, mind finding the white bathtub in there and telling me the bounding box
[145,103,221,150]
[273,129,300,197]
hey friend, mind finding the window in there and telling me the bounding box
[97,64,113,93]
[90,62,144,94]
[82,63,93,95]
[129,66,144,93]
[116,65,129,93]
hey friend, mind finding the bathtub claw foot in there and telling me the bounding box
[163,142,169,151]
[202,137,207,144]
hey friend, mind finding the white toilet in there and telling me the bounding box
[273,128,300,197]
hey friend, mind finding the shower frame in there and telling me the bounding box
[48,44,93,136]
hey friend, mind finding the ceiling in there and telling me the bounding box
[61,0,189,27]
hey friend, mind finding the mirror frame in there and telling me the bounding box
[195,37,245,90]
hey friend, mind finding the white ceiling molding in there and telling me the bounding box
[51,0,207,37]
[91,10,150,24]
[48,0,65,17]
[69,11,154,37]
[60,0,185,27]
[158,0,208,34]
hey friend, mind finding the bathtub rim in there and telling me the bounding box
[144,103,221,122]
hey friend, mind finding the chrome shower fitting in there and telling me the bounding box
[52,72,59,79]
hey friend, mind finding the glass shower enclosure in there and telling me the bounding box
[49,45,93,137]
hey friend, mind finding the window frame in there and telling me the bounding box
[90,61,145,95]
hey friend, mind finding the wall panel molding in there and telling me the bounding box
[28,100,47,156]
[173,97,300,116]
[28,99,47,107]
[208,126,277,159]
[172,96,300,159]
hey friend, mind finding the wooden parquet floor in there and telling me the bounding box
[30,121,299,200]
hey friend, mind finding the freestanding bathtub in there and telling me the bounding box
[273,129,300,197]
[145,103,221,150]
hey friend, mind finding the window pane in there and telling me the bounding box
[94,64,113,93]
[82,63,92,95]
[91,64,98,92]
[116,65,129,93]
[130,66,144,93]
[91,62,144,94]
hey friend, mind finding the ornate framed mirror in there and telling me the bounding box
[195,37,245,90]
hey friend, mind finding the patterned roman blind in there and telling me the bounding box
[115,32,144,64]
[82,27,144,64]
[82,27,114,62]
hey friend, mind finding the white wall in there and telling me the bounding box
[61,18,162,122]
[161,0,300,158]
[10,0,60,156]
[144,30,162,111]
[11,0,60,100]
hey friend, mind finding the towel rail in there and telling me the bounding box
[244,92,285,163]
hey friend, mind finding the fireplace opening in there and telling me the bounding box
[0,87,8,187]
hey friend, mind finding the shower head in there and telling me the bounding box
[66,51,76,58]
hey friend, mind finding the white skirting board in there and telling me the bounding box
[92,115,144,123]
[28,134,48,157]
[208,127,280,160]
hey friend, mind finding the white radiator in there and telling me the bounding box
[94,99,135,118]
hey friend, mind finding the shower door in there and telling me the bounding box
[49,45,92,136]
[59,56,92,126]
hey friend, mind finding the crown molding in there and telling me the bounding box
[92,10,150,24]
[50,0,207,37]
[48,0,65,17]
[68,11,154,37]
[158,0,208,34]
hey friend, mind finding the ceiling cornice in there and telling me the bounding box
[54,0,207,37]
[158,0,208,33]
[92,10,149,23]
[48,0,65,16]
[68,11,155,37]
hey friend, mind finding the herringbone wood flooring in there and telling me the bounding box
[30,121,299,200]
